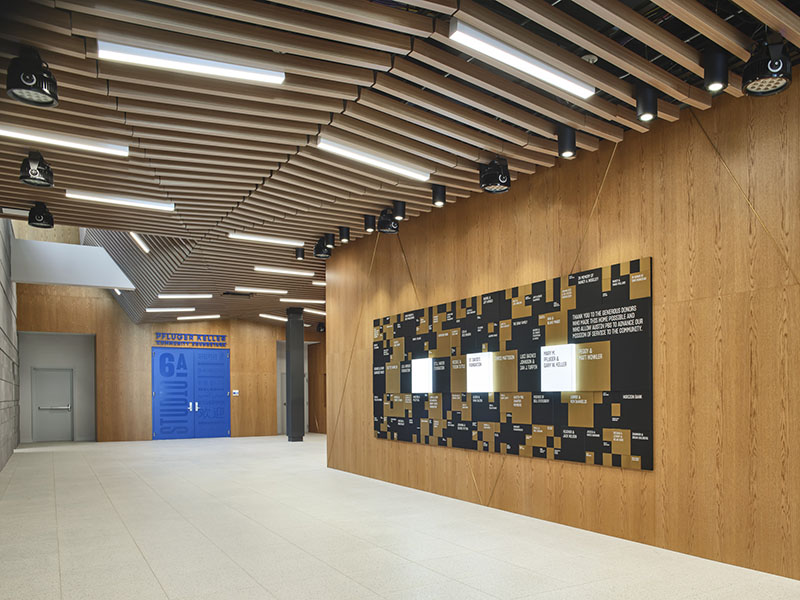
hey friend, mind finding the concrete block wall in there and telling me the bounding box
[0,219,19,471]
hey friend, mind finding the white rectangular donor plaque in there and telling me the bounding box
[540,344,576,391]
[411,357,433,394]
[466,352,494,393]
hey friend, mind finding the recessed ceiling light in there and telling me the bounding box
[317,137,431,181]
[253,266,314,277]
[158,293,213,299]
[449,19,595,99]
[279,298,326,304]
[177,314,221,321]
[303,308,327,316]
[129,231,150,253]
[146,307,196,313]
[312,281,326,287]
[97,41,285,84]
[228,231,304,247]
[0,125,128,156]
[259,313,287,322]
[66,190,174,212]
[234,286,288,295]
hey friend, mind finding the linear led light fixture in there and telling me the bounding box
[317,137,431,182]
[228,231,303,247]
[449,19,595,100]
[146,307,196,313]
[234,286,288,295]
[129,231,150,254]
[158,293,213,299]
[254,265,314,277]
[1,208,29,217]
[66,190,175,212]
[97,41,285,85]
[113,288,121,295]
[304,308,326,316]
[177,314,221,321]
[279,298,325,304]
[312,281,326,287]
[0,124,129,157]
[260,313,287,322]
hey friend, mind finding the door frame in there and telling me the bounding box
[31,367,74,443]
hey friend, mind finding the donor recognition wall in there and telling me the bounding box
[373,258,653,470]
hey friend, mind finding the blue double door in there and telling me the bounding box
[152,348,231,439]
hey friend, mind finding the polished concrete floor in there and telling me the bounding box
[0,434,798,600]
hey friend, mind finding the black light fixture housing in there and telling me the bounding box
[6,47,59,107]
[392,200,406,221]
[324,232,335,249]
[316,322,325,333]
[557,124,576,159]
[636,83,657,122]
[338,226,350,244]
[19,151,54,187]
[364,214,376,233]
[295,247,305,260]
[432,184,446,208]
[377,208,399,234]
[313,237,331,259]
[743,33,792,96]
[28,202,54,229]
[479,158,510,193]
[702,46,729,93]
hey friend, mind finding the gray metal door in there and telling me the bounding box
[32,368,73,442]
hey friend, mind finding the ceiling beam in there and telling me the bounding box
[730,0,800,51]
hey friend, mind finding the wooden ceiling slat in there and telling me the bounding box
[399,0,457,13]
[124,113,319,139]
[5,3,73,36]
[133,148,289,167]
[134,136,301,156]
[0,39,94,78]
[0,17,86,59]
[730,0,800,51]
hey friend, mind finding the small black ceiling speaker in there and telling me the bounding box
[6,47,59,107]
[557,124,576,159]
[364,214,376,233]
[702,46,729,93]
[19,151,54,187]
[324,232,335,249]
[743,33,792,96]
[432,184,446,208]
[479,158,510,193]
[377,208,399,234]
[338,226,350,244]
[28,202,54,229]
[295,247,304,260]
[636,82,657,122]
[392,200,406,221]
[313,237,331,259]
[316,322,325,333]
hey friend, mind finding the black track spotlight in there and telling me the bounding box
[338,226,350,244]
[313,237,331,259]
[6,47,59,107]
[702,46,729,93]
[432,184,446,208]
[316,322,325,333]
[295,247,305,261]
[392,200,406,221]
[479,158,510,193]
[557,124,576,159]
[19,151,53,187]
[28,202,54,229]
[636,82,657,123]
[377,208,399,234]
[364,214,376,233]
[324,232,335,249]
[743,32,792,96]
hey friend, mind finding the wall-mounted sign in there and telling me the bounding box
[154,332,227,348]
[372,258,652,470]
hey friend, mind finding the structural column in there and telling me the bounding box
[285,307,305,442]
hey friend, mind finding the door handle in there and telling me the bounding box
[195,402,198,411]
[38,404,71,411]
[188,402,193,412]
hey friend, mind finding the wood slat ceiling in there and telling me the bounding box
[1,0,797,324]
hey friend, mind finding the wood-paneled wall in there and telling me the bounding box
[16,284,325,441]
[326,70,800,579]
[308,338,327,433]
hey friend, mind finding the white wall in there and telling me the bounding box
[19,332,95,443]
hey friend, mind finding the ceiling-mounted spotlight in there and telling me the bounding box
[339,226,350,244]
[743,33,792,96]
[314,237,331,259]
[6,47,58,107]
[432,184,446,208]
[377,208,399,234]
[295,247,305,260]
[636,83,657,122]
[28,202,53,229]
[19,151,53,187]
[702,46,729,93]
[557,124,576,159]
[316,322,325,333]
[392,200,406,221]
[364,214,376,233]
[324,232,335,249]
[479,158,510,193]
